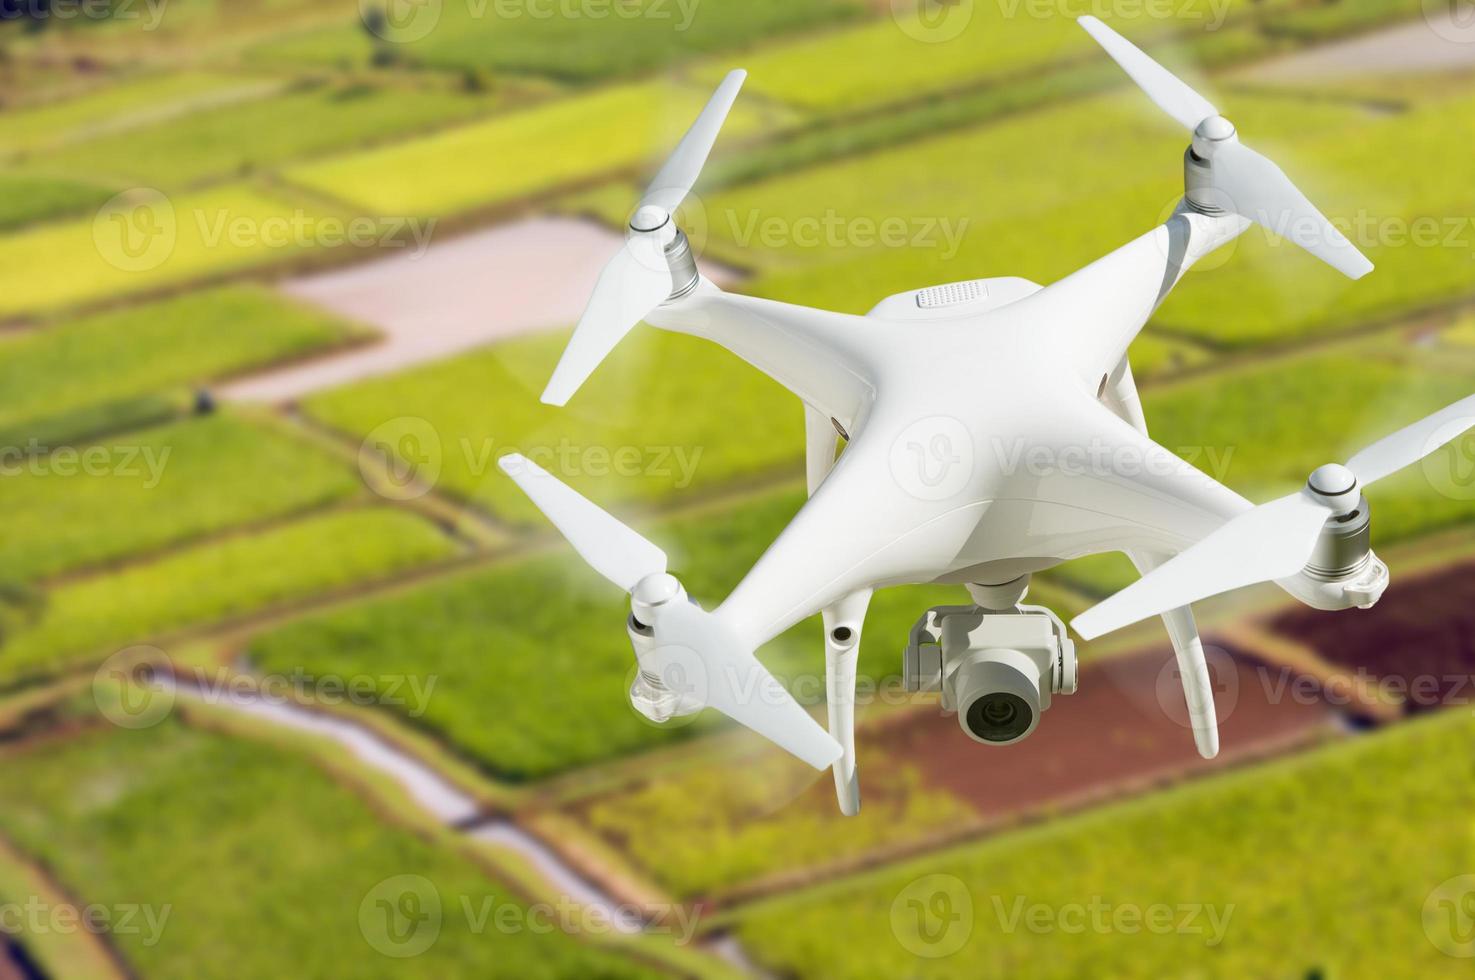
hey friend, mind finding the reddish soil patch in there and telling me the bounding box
[1271,557,1475,716]
[874,643,1334,819]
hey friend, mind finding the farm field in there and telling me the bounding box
[0,285,361,445]
[571,644,1333,900]
[249,0,866,81]
[303,327,803,523]
[2,5,1474,978]
[0,506,456,682]
[0,182,352,317]
[28,80,501,189]
[692,0,1265,112]
[731,707,1475,978]
[0,172,115,231]
[0,413,362,583]
[0,716,655,979]
[284,80,788,216]
[0,71,282,155]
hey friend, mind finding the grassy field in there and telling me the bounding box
[0,182,351,318]
[583,757,973,899]
[0,285,361,445]
[0,413,362,583]
[284,79,789,216]
[250,0,865,82]
[30,81,500,189]
[0,71,282,156]
[732,708,1475,978]
[0,718,656,979]
[693,0,1265,113]
[0,172,116,230]
[304,327,802,524]
[0,507,456,683]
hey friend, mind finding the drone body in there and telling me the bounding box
[502,17,1475,814]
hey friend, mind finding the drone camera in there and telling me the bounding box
[904,603,1076,746]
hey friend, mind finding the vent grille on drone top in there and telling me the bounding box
[916,279,988,309]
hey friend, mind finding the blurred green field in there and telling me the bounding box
[305,328,801,524]
[694,0,1252,113]
[584,758,972,899]
[0,285,360,446]
[0,717,655,979]
[250,0,865,82]
[0,414,361,583]
[0,172,116,230]
[285,79,788,216]
[0,507,455,682]
[29,80,499,189]
[0,71,282,155]
[732,708,1475,978]
[0,182,350,317]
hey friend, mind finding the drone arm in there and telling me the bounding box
[1037,204,1248,390]
[1127,549,1219,759]
[646,280,879,433]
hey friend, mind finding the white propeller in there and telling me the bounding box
[541,70,747,407]
[1079,16,1372,280]
[1073,393,1475,639]
[498,453,842,770]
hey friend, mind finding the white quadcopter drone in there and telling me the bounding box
[501,17,1475,815]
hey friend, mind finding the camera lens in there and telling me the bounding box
[965,692,1033,743]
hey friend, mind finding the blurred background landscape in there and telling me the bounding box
[3,0,1475,976]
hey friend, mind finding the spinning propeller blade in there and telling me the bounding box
[1072,394,1475,639]
[540,70,747,407]
[498,454,842,769]
[640,69,747,215]
[1079,16,1372,280]
[498,453,666,592]
[1078,15,1216,130]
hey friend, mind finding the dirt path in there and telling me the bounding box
[1246,11,1475,82]
[220,216,737,403]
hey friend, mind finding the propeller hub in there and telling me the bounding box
[1307,462,1356,497]
[632,572,684,627]
[630,205,671,233]
[1307,463,1361,516]
[1191,115,1236,160]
